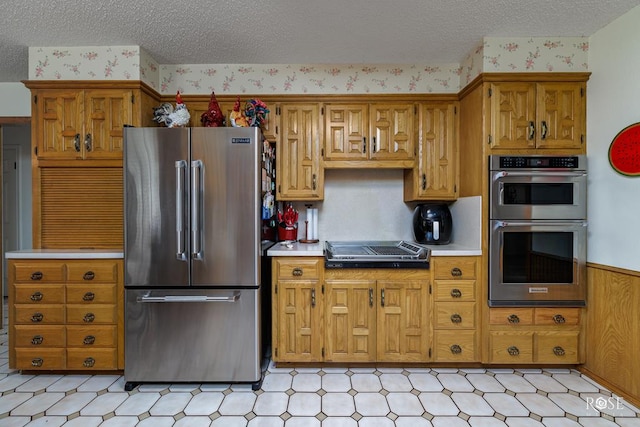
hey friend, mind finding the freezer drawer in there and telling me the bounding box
[124,288,261,386]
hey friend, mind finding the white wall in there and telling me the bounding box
[587,4,640,271]
[0,83,30,117]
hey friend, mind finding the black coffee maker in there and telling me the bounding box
[413,204,453,244]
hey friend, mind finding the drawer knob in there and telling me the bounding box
[31,312,44,323]
[83,271,95,281]
[83,357,96,368]
[30,291,44,302]
[553,346,566,356]
[507,346,520,356]
[450,288,462,298]
[30,271,43,281]
[83,292,96,301]
[507,314,520,324]
[450,344,462,354]
[292,268,303,277]
[83,335,96,345]
[553,314,566,324]
[83,313,96,323]
[31,358,44,367]
[450,267,462,277]
[31,335,44,345]
[450,314,462,324]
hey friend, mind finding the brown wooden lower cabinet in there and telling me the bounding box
[8,258,124,371]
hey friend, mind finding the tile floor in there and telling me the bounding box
[0,303,639,426]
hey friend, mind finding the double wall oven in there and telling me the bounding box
[489,155,587,306]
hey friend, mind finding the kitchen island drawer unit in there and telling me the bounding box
[7,257,124,371]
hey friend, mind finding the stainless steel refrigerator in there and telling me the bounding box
[123,127,264,390]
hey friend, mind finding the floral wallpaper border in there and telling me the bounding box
[28,37,589,95]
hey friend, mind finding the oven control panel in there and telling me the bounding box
[498,156,581,169]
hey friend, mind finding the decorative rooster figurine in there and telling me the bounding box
[200,91,225,127]
[230,96,249,127]
[166,91,191,128]
[152,91,191,128]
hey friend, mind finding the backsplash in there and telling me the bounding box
[28,37,588,94]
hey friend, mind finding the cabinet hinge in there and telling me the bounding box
[322,284,325,294]
[428,348,432,358]
[321,107,324,115]
[488,135,493,145]
[414,105,418,115]
[488,88,492,97]
[322,348,325,358]
[34,146,38,156]
[580,87,584,97]
[454,184,457,193]
[454,106,457,115]
[275,348,278,357]
[278,184,281,194]
[429,284,432,294]
[131,94,135,104]
[321,148,325,158]
[581,134,585,144]
[34,95,38,104]
[275,284,278,294]
[277,106,281,115]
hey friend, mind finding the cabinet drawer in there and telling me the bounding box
[66,305,116,324]
[66,284,117,304]
[433,280,475,301]
[67,261,119,283]
[14,304,65,324]
[534,308,581,326]
[433,257,477,280]
[434,302,476,329]
[489,331,534,363]
[67,325,117,347]
[15,348,65,370]
[535,332,580,364]
[489,308,534,326]
[433,330,477,362]
[276,258,321,279]
[12,262,65,283]
[14,284,65,304]
[13,325,66,347]
[67,348,117,370]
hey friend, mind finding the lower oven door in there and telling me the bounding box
[489,220,587,306]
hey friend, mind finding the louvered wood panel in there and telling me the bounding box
[40,168,123,248]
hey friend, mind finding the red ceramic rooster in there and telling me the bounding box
[200,91,225,127]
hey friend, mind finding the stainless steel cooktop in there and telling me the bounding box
[325,241,430,269]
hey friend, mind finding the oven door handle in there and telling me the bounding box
[494,220,588,228]
[493,171,586,180]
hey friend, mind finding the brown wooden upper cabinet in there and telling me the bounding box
[276,103,324,201]
[32,88,135,161]
[404,102,459,201]
[324,103,415,168]
[488,82,586,150]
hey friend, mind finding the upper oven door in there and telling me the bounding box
[490,170,587,220]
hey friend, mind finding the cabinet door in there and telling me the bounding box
[83,90,133,159]
[278,103,323,200]
[406,103,458,200]
[376,279,429,362]
[274,281,323,362]
[34,89,84,159]
[324,104,368,161]
[535,82,585,150]
[369,104,414,160]
[488,82,537,150]
[325,279,376,362]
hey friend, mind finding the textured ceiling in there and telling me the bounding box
[1,0,639,83]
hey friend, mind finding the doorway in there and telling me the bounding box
[1,122,32,298]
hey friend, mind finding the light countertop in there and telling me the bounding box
[266,241,480,257]
[5,249,124,259]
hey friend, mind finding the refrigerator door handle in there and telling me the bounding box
[137,292,241,303]
[175,160,188,261]
[191,159,203,260]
